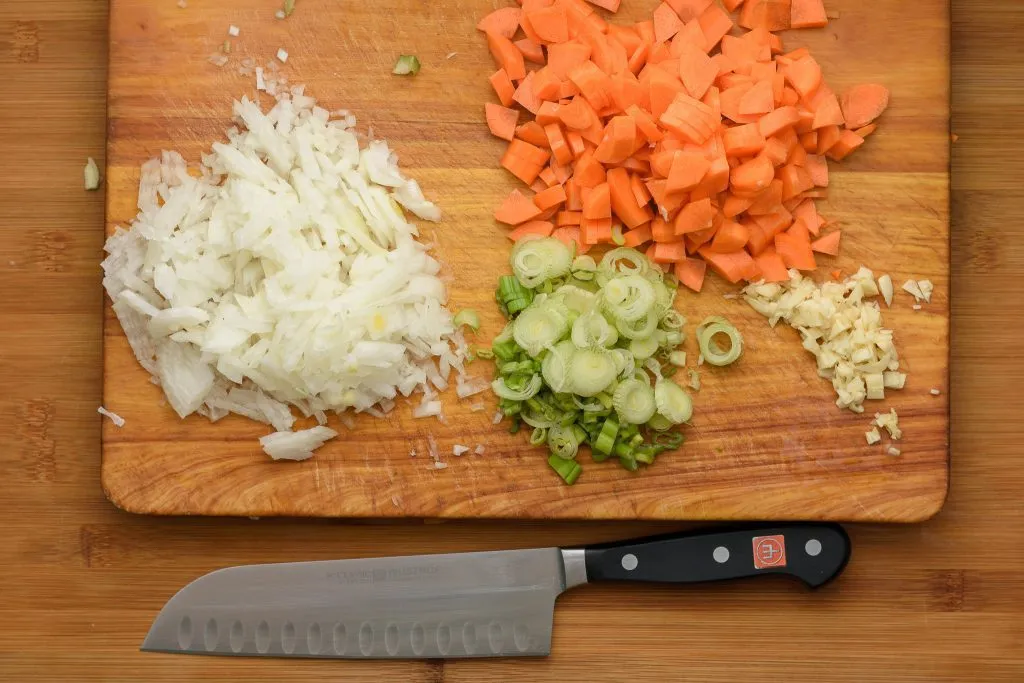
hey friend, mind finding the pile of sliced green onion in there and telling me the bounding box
[489,239,695,485]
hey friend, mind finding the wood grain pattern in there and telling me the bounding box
[2,1,1024,679]
[100,0,951,521]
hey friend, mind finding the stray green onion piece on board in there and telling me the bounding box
[393,55,421,76]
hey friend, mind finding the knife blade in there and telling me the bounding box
[142,523,849,659]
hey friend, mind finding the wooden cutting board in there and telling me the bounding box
[102,0,949,521]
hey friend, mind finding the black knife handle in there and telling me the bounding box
[582,523,849,588]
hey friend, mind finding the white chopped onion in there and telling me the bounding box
[474,444,485,455]
[98,406,125,427]
[865,428,881,445]
[413,400,442,418]
[102,90,464,458]
[84,157,101,190]
[878,274,894,307]
[918,279,934,303]
[260,426,338,461]
[902,279,925,302]
[276,48,289,63]
[887,447,902,457]
[873,409,902,440]
[228,25,240,36]
[453,444,469,456]
[930,388,941,396]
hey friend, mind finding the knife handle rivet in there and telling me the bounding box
[713,546,730,564]
[805,539,822,557]
[621,553,639,571]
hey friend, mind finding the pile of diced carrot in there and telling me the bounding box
[480,0,890,291]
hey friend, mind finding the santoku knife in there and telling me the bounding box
[142,523,850,659]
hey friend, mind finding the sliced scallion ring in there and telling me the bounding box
[696,315,744,367]
[541,340,575,393]
[613,378,657,425]
[571,309,617,348]
[568,348,618,397]
[491,374,543,401]
[392,55,421,76]
[654,380,693,424]
[513,304,568,356]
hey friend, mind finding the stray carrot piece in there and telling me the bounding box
[489,69,517,108]
[547,40,592,79]
[758,105,800,138]
[574,150,607,188]
[580,216,614,244]
[855,123,878,138]
[495,189,544,226]
[677,45,717,100]
[739,0,792,32]
[653,3,685,44]
[697,3,734,50]
[625,104,664,142]
[588,0,623,12]
[512,72,542,115]
[558,96,598,130]
[783,55,821,99]
[698,247,760,283]
[594,116,638,164]
[840,83,890,129]
[811,92,845,130]
[708,219,750,253]
[815,124,842,154]
[582,182,612,219]
[739,79,775,116]
[506,138,552,167]
[804,153,829,187]
[649,240,688,263]
[623,223,654,247]
[723,193,754,218]
[751,207,793,238]
[536,102,562,126]
[477,7,522,40]
[831,268,842,280]
[674,197,716,234]
[543,123,574,165]
[487,32,527,82]
[630,173,653,206]
[752,248,789,282]
[826,129,865,161]
[723,0,746,10]
[514,38,546,66]
[540,167,559,188]
[723,123,766,157]
[761,136,790,166]
[532,68,564,102]
[730,155,775,195]
[774,231,817,270]
[508,220,556,241]
[811,229,841,256]
[557,210,582,226]
[608,167,653,228]
[650,215,677,242]
[790,0,828,28]
[744,219,770,255]
[569,60,614,111]
[534,184,568,211]
[552,226,591,254]
[666,150,711,193]
[779,164,815,201]
[566,130,587,158]
[799,131,818,152]
[516,121,551,148]
[530,5,571,44]
[747,178,783,215]
[674,257,708,291]
[667,0,713,21]
[485,103,519,142]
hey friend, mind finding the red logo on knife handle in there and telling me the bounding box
[752,535,787,569]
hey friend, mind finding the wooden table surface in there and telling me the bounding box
[1,1,1022,680]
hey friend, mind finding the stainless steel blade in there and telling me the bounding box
[142,547,587,659]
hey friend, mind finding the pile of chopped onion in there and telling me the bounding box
[102,88,466,459]
[743,267,905,413]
